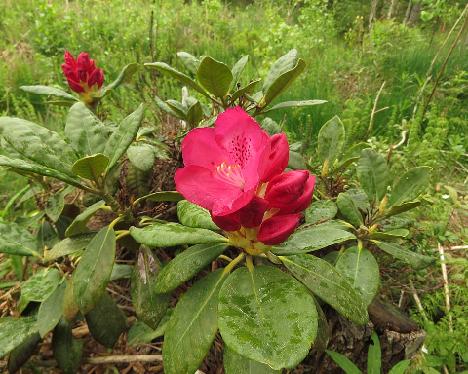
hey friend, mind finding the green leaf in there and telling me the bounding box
[262,99,327,114]
[45,185,74,222]
[230,79,261,103]
[71,153,109,181]
[357,149,388,203]
[305,200,338,224]
[185,99,204,126]
[385,200,421,217]
[177,52,200,74]
[104,104,145,171]
[326,350,362,374]
[163,270,226,374]
[230,55,249,90]
[53,319,83,374]
[317,116,345,165]
[281,254,368,325]
[155,243,228,293]
[288,150,307,169]
[131,248,170,328]
[369,229,409,241]
[197,56,233,98]
[19,268,61,312]
[0,221,39,257]
[65,200,106,237]
[262,49,306,106]
[0,317,38,357]
[336,142,371,170]
[166,99,188,118]
[72,225,116,314]
[335,246,379,306]
[373,241,434,269]
[224,347,280,374]
[133,191,183,206]
[20,85,77,100]
[177,200,218,230]
[7,332,41,373]
[101,63,138,94]
[260,117,281,135]
[127,314,171,346]
[273,226,356,255]
[368,332,381,374]
[388,167,431,207]
[130,222,227,247]
[37,281,66,337]
[65,102,110,156]
[336,192,363,228]
[44,234,94,261]
[218,266,317,370]
[110,263,133,281]
[388,359,411,374]
[127,144,160,172]
[145,62,208,97]
[85,292,127,348]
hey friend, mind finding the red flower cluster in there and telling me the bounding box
[175,107,315,253]
[61,51,104,96]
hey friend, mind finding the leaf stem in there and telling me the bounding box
[222,253,245,276]
[246,255,254,273]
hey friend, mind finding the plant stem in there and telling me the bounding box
[222,253,245,275]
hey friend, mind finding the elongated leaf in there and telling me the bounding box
[262,49,306,106]
[133,191,183,206]
[71,153,109,181]
[224,347,280,374]
[163,270,226,374]
[304,200,337,225]
[44,234,94,261]
[368,332,381,374]
[127,312,172,346]
[85,292,127,348]
[273,226,355,255]
[326,350,362,374]
[0,317,38,357]
[389,167,431,206]
[65,200,106,237]
[0,221,39,257]
[7,332,41,373]
[337,192,363,228]
[230,55,249,90]
[45,186,74,222]
[155,243,228,293]
[335,246,379,306]
[110,263,133,281]
[19,268,61,312]
[219,266,317,370]
[281,254,368,325]
[373,241,433,269]
[72,225,116,314]
[127,143,156,172]
[132,248,170,328]
[385,200,421,217]
[37,281,66,337]
[130,222,227,247]
[262,99,327,114]
[177,52,200,74]
[197,56,233,97]
[346,188,371,211]
[230,79,261,103]
[317,116,345,165]
[369,229,409,241]
[177,200,218,230]
[104,104,145,171]
[101,63,138,94]
[65,102,110,156]
[53,319,83,374]
[357,149,388,203]
[20,85,77,100]
[388,359,411,374]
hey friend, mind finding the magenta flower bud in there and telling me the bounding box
[261,133,289,182]
[257,213,301,245]
[265,170,310,209]
[211,212,241,232]
[61,51,104,95]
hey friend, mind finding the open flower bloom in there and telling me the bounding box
[175,106,315,254]
[61,51,104,102]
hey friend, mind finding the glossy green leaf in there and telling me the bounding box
[224,347,280,374]
[369,229,409,241]
[65,200,106,237]
[385,200,421,217]
[101,63,138,94]
[262,99,327,114]
[72,225,116,314]
[133,191,183,206]
[373,241,434,269]
[85,292,127,348]
[273,226,356,255]
[317,116,345,165]
[104,104,145,171]
[262,49,306,106]
[177,200,218,230]
[20,85,77,100]
[388,167,431,206]
[130,222,227,247]
[305,200,338,224]
[388,359,411,374]
[44,234,94,261]
[337,192,363,228]
[131,248,170,328]
[368,332,381,374]
[7,332,41,373]
[177,52,200,74]
[218,266,317,370]
[197,56,233,97]
[163,270,226,374]
[0,221,39,257]
[281,254,368,325]
[19,268,61,312]
[357,149,388,203]
[71,153,109,181]
[53,319,83,374]
[0,317,38,357]
[230,55,249,90]
[37,281,66,337]
[155,242,228,293]
[335,246,379,306]
[127,144,154,171]
[45,186,74,222]
[65,102,110,156]
[326,350,362,374]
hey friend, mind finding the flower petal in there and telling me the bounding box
[262,133,289,181]
[181,128,225,169]
[278,174,316,214]
[257,213,301,245]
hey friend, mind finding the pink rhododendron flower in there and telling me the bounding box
[175,106,315,253]
[61,51,104,98]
